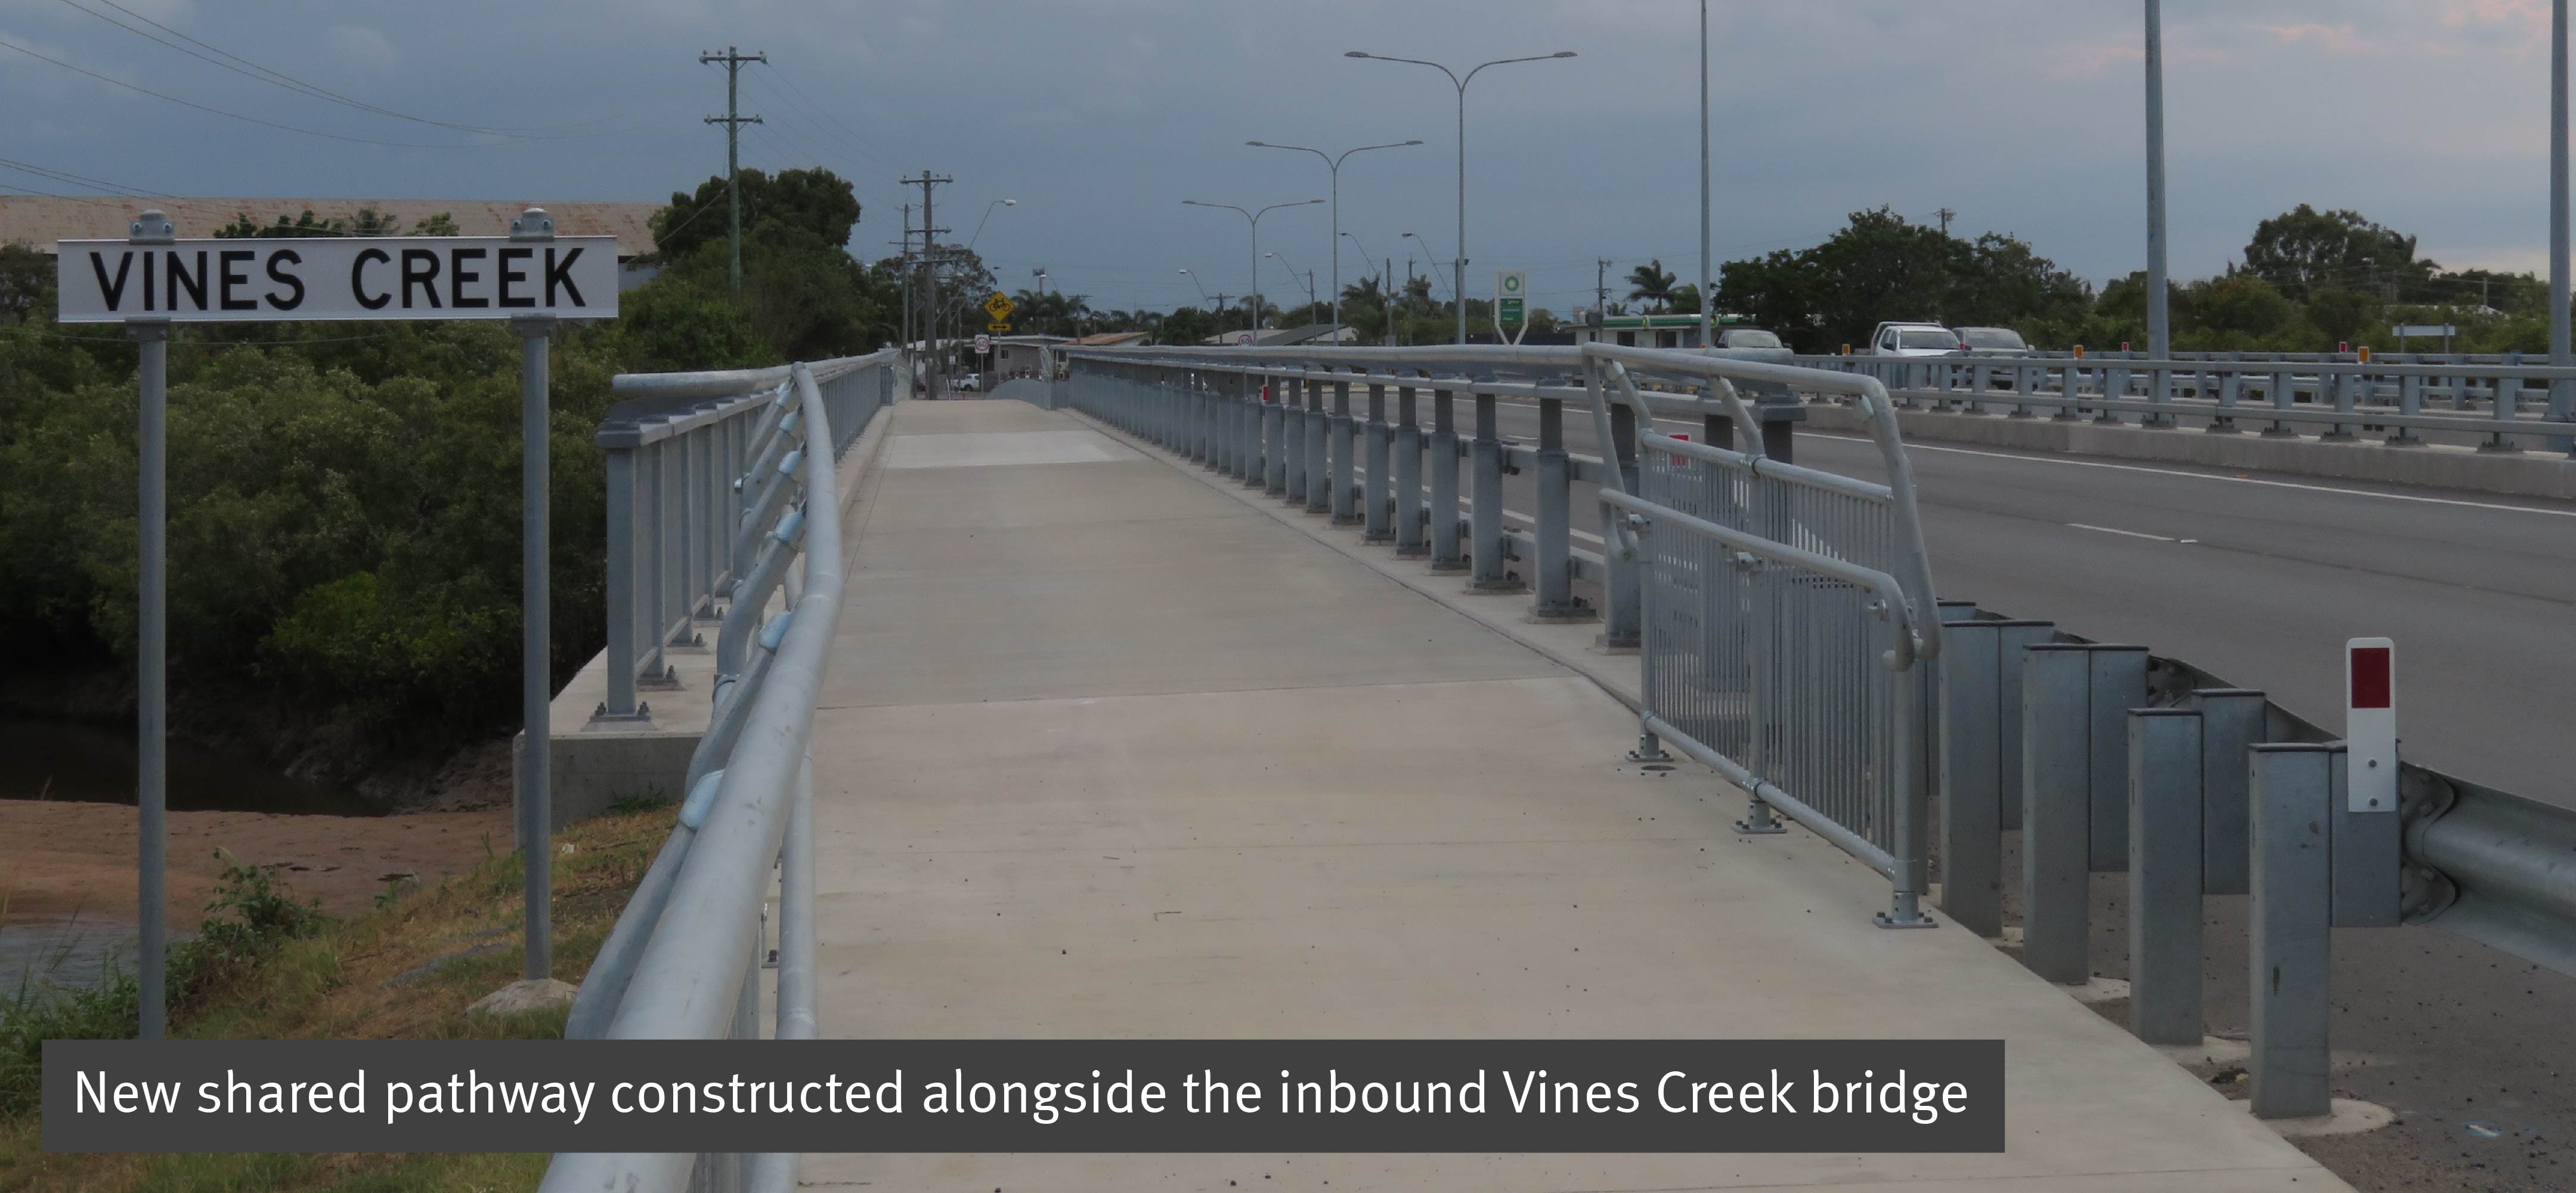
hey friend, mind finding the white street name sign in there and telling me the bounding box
[56,236,620,323]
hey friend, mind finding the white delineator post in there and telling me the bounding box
[2346,638,2395,814]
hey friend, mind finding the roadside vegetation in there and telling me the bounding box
[0,168,889,783]
[0,802,676,1192]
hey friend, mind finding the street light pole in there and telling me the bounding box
[1699,0,1713,351]
[1348,49,1577,344]
[1248,139,1422,343]
[2144,0,2171,363]
[1184,198,1323,339]
[2552,0,2571,441]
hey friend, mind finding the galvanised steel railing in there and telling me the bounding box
[545,350,900,1193]
[592,356,900,722]
[1788,351,2576,452]
[1060,343,1945,926]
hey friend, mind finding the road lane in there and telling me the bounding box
[1452,395,2576,804]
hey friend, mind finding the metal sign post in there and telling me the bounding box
[61,208,615,1035]
[512,208,559,981]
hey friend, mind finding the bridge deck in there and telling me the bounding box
[795,397,2345,1190]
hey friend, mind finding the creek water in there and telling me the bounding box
[0,715,380,815]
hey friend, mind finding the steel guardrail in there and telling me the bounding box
[544,349,902,1193]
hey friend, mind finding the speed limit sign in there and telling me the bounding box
[974,333,992,353]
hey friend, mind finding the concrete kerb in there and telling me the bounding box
[528,399,901,833]
[1803,403,2576,500]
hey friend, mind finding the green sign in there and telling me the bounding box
[1494,270,1528,326]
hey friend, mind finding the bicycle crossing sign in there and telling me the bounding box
[982,291,1015,320]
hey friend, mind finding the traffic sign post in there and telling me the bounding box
[1493,269,1528,345]
[60,209,617,1035]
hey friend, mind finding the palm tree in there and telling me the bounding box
[1627,259,1677,313]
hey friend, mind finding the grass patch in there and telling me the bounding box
[0,803,676,1192]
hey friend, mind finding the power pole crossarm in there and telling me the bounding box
[700,47,767,290]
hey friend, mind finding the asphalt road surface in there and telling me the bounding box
[1469,395,2576,808]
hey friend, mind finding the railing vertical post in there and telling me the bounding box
[2249,743,2335,1120]
[2128,707,2205,1046]
[1363,381,1393,542]
[1195,369,1213,463]
[1284,375,1310,505]
[1395,385,1426,557]
[2021,643,2093,985]
[1307,375,1334,516]
[1533,395,1575,615]
[1883,650,1935,928]
[1429,387,1465,571]
[1600,401,1642,648]
[1469,391,1517,590]
[603,440,642,719]
[1938,619,2004,938]
[2087,645,2150,872]
[2391,373,2425,446]
[1329,376,1357,523]
[2488,357,2524,452]
[1265,373,1289,496]
[2142,365,2175,428]
[645,436,671,682]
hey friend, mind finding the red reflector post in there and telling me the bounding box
[2349,645,2392,709]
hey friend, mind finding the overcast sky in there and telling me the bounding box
[0,0,2560,316]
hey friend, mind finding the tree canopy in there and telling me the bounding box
[652,168,862,261]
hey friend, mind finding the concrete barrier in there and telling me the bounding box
[1801,403,2576,500]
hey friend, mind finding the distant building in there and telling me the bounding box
[1198,323,1359,347]
[989,333,1067,379]
[0,196,667,290]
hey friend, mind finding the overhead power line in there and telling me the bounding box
[0,33,478,147]
[57,0,628,140]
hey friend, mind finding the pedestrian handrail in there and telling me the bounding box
[1058,342,1945,926]
[1788,351,2576,452]
[543,349,901,1193]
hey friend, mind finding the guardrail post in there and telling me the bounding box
[1394,385,1426,557]
[2141,366,2176,428]
[1330,377,1358,524]
[1237,372,1261,485]
[1469,391,1518,590]
[2321,370,2358,441]
[1992,620,2055,831]
[2087,645,2149,871]
[2021,642,2093,985]
[2487,357,2524,452]
[2098,365,2129,424]
[1600,400,1642,649]
[2128,707,2205,1046]
[2264,369,2298,437]
[2190,688,2265,895]
[2389,373,2425,446]
[1363,382,1394,542]
[2210,366,2243,433]
[1532,395,1578,616]
[2010,364,2035,418]
[1429,387,1465,571]
[1939,618,2004,937]
[2249,743,2335,1120]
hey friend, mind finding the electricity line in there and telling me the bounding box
[0,33,480,147]
[59,0,630,139]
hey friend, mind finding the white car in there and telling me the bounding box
[956,373,982,392]
[1866,322,1964,357]
[1953,326,2032,356]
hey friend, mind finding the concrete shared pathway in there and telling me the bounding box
[795,396,2348,1191]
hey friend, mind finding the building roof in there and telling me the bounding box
[0,197,664,258]
[1063,330,1150,347]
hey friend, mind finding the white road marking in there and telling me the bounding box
[2066,523,2178,543]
